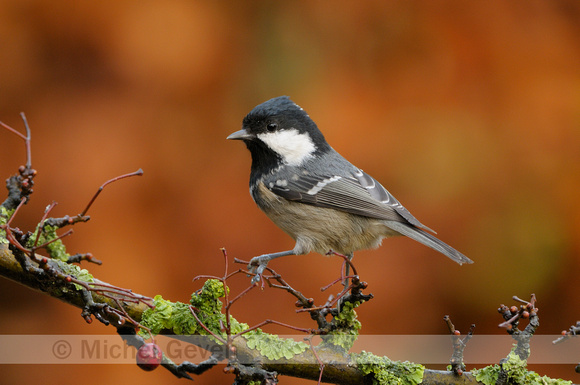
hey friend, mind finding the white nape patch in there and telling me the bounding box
[307,175,341,195]
[257,129,316,166]
[293,102,309,116]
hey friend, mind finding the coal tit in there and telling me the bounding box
[228,96,473,281]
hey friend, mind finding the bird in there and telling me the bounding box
[227,96,473,282]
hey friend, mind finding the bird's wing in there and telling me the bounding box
[267,168,435,232]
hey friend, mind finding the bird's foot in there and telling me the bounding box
[246,250,295,284]
[247,255,271,284]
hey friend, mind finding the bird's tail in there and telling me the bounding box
[385,221,473,265]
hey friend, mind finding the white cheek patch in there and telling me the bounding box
[257,129,316,166]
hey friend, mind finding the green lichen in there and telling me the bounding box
[139,279,309,361]
[26,224,70,262]
[140,295,198,337]
[472,351,572,385]
[0,208,91,291]
[0,206,15,244]
[0,208,68,260]
[189,279,248,336]
[353,351,424,385]
[57,260,94,290]
[139,279,248,340]
[320,301,361,351]
[58,261,94,281]
[243,329,309,360]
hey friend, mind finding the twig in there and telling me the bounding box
[189,306,227,345]
[553,321,580,345]
[443,315,475,375]
[0,113,32,169]
[80,168,144,216]
[306,336,325,385]
[232,319,313,340]
[497,294,539,360]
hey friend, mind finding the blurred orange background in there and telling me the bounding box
[0,1,579,384]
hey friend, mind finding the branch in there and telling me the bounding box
[0,244,148,323]
[0,242,484,384]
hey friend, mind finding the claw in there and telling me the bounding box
[246,250,295,283]
[248,256,269,284]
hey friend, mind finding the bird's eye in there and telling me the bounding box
[266,123,277,132]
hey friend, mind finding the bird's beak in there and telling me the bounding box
[227,129,254,141]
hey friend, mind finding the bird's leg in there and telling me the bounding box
[248,250,295,284]
[343,252,354,287]
[332,252,355,312]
